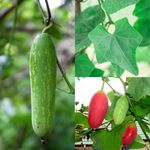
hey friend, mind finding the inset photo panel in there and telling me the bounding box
[75,77,150,150]
[75,0,150,77]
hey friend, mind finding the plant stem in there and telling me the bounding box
[56,57,75,94]
[105,11,114,24]
[97,0,101,6]
[106,121,111,129]
[83,127,106,135]
[45,0,51,25]
[37,0,52,26]
[119,77,126,92]
[102,78,117,93]
[56,87,71,94]
[102,120,112,126]
[98,0,114,24]
[82,128,93,135]
[82,121,113,137]
[100,80,105,91]
[37,0,46,19]
[42,24,52,33]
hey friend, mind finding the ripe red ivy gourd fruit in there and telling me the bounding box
[122,125,137,146]
[88,91,108,129]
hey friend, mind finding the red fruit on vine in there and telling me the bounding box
[88,91,108,129]
[122,125,137,146]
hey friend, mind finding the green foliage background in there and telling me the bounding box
[0,0,74,150]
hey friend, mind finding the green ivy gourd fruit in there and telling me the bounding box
[113,96,129,125]
[29,33,56,138]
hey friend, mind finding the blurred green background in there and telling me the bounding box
[0,0,74,149]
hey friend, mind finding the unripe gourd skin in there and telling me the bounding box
[88,92,108,129]
[113,96,129,125]
[30,33,56,137]
[122,125,137,146]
